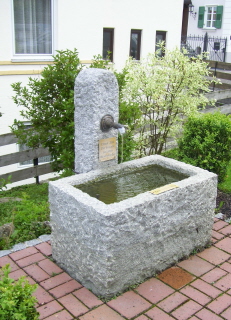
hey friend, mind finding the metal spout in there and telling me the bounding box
[100,115,125,134]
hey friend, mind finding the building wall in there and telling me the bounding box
[186,0,231,62]
[0,0,184,186]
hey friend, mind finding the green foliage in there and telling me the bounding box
[121,48,218,158]
[115,68,142,162]
[11,49,83,172]
[0,264,39,320]
[89,54,111,69]
[0,175,11,191]
[219,160,231,192]
[0,183,50,250]
[177,112,231,182]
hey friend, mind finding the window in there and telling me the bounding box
[155,31,166,57]
[103,28,114,62]
[13,0,52,55]
[130,30,142,60]
[198,6,223,29]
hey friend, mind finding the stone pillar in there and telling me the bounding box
[74,68,119,173]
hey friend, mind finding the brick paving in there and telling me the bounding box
[1,217,231,319]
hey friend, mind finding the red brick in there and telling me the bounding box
[221,306,231,320]
[49,279,82,298]
[201,267,227,283]
[40,272,72,290]
[33,285,54,305]
[73,287,103,308]
[197,247,230,265]
[107,291,151,319]
[196,308,224,320]
[158,266,195,289]
[220,225,231,236]
[215,237,231,255]
[178,255,214,276]
[37,300,63,319]
[9,268,27,280]
[136,278,174,304]
[220,262,231,273]
[9,247,38,261]
[134,315,149,320]
[0,255,19,271]
[180,285,211,305]
[41,310,73,320]
[145,307,177,320]
[58,293,88,317]
[38,258,63,276]
[35,242,52,256]
[214,274,231,291]
[157,292,188,313]
[23,264,50,282]
[171,300,202,320]
[212,230,225,240]
[191,279,222,299]
[17,252,45,267]
[207,294,231,314]
[213,220,229,231]
[79,304,124,320]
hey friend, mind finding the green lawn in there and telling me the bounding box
[0,183,50,250]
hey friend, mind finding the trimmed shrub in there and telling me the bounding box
[177,112,231,182]
[0,264,39,320]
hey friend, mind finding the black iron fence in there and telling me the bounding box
[181,33,227,62]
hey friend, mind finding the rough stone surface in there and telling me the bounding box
[49,155,217,298]
[74,68,119,174]
[0,223,14,239]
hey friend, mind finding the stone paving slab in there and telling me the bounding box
[1,218,231,319]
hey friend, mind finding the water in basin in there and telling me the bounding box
[76,164,188,204]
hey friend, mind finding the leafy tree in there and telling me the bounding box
[121,47,217,158]
[11,49,82,172]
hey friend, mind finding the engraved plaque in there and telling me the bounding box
[149,183,178,195]
[99,137,117,162]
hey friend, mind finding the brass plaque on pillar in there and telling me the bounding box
[99,137,116,162]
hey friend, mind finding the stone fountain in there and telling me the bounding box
[49,69,217,298]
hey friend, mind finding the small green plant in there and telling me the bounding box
[177,112,231,182]
[0,264,39,320]
[0,175,12,191]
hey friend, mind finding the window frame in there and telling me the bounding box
[102,28,114,62]
[12,0,54,61]
[198,5,223,29]
[155,31,166,57]
[205,6,217,28]
[129,29,142,60]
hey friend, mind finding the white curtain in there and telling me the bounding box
[14,0,52,54]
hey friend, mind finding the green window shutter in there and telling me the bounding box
[215,6,223,29]
[198,7,205,28]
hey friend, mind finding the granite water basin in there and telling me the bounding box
[49,155,217,298]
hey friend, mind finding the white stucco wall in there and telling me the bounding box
[57,0,184,70]
[0,0,184,186]
[186,0,231,62]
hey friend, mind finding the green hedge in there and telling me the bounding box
[178,112,231,182]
